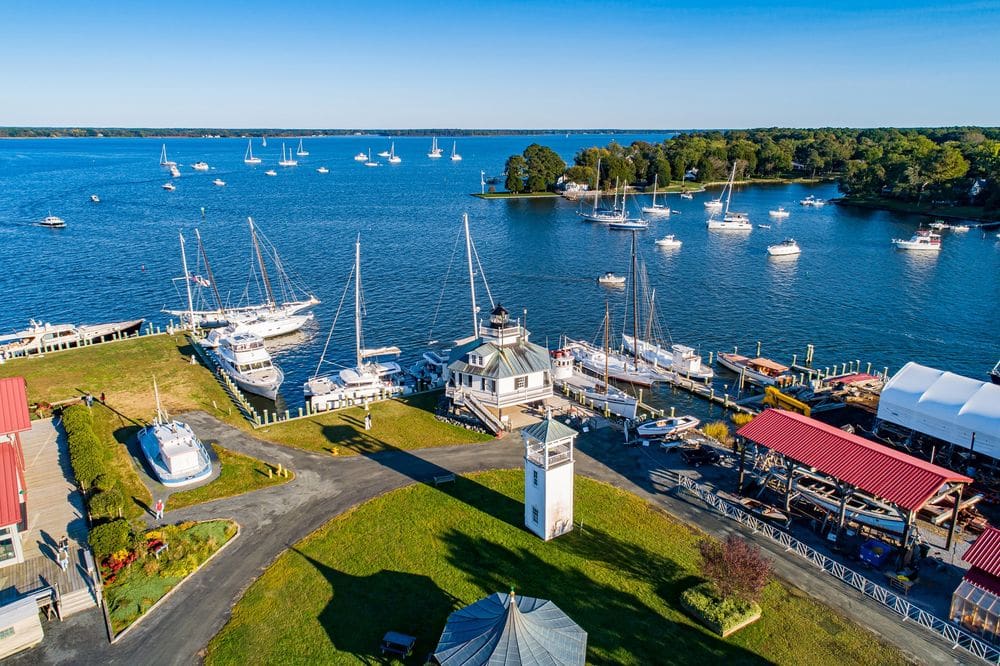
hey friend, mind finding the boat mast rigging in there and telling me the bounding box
[249,217,275,308]
[631,231,639,365]
[179,232,195,330]
[195,228,224,312]
[464,213,478,337]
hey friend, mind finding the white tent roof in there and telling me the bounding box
[878,362,1000,459]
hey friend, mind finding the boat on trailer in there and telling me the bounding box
[636,415,700,439]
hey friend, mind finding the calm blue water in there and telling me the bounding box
[1,135,998,415]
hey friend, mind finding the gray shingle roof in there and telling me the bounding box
[433,592,587,666]
[522,419,578,445]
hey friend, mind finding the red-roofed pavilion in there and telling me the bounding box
[952,527,1000,642]
[0,377,30,567]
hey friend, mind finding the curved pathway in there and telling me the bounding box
[15,413,966,665]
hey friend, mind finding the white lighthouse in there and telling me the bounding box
[523,413,578,541]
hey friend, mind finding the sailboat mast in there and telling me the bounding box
[645,288,655,344]
[631,231,639,365]
[603,301,610,395]
[354,237,363,369]
[249,217,275,307]
[593,157,601,214]
[724,163,735,214]
[194,229,224,312]
[153,376,166,424]
[464,213,478,337]
[179,232,195,330]
[652,174,658,206]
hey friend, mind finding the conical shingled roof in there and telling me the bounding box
[522,418,578,445]
[433,592,587,666]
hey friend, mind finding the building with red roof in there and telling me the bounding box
[0,377,29,568]
[737,409,972,550]
[952,527,1000,642]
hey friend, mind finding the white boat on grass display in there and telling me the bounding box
[137,379,212,487]
[304,237,406,412]
[636,415,700,439]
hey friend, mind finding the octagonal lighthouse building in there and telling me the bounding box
[446,304,553,433]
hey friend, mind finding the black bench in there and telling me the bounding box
[433,473,456,486]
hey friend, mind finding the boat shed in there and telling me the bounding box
[431,591,587,666]
[737,409,973,549]
[877,362,1000,460]
[951,527,1000,643]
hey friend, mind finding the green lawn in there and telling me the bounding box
[106,520,237,635]
[206,471,908,666]
[90,406,152,520]
[168,444,291,511]
[254,391,493,455]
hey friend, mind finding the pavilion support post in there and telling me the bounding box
[783,460,795,512]
[836,484,850,532]
[737,438,748,496]
[899,511,916,568]
[946,485,965,551]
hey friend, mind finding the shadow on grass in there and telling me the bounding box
[439,529,767,665]
[293,548,456,664]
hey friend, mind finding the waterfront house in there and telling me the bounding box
[0,377,29,568]
[951,527,1000,643]
[446,304,553,431]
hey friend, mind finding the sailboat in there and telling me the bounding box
[163,222,320,330]
[704,167,724,211]
[244,139,262,164]
[137,377,212,487]
[428,137,443,158]
[278,143,298,167]
[262,135,267,147]
[577,159,629,223]
[296,138,309,157]
[450,141,462,161]
[680,169,694,200]
[304,237,405,411]
[159,144,176,167]
[576,303,639,419]
[364,149,380,167]
[387,142,401,164]
[621,282,714,380]
[641,174,671,217]
[707,163,751,230]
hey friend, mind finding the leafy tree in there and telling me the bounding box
[564,165,595,187]
[504,155,526,193]
[698,535,772,603]
[522,143,565,193]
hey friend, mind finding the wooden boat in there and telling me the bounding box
[716,353,792,387]
[738,497,788,524]
[636,415,699,438]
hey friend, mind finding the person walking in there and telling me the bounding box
[154,498,165,520]
[57,545,69,573]
[364,412,372,431]
[100,392,106,404]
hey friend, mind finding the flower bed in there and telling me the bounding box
[681,582,762,637]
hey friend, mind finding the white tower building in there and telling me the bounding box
[523,413,578,541]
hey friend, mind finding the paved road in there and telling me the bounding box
[15,413,967,665]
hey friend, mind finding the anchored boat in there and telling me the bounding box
[716,352,792,387]
[0,318,144,358]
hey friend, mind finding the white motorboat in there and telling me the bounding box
[608,219,649,230]
[164,221,320,331]
[640,174,671,217]
[377,145,392,158]
[38,214,66,228]
[450,141,462,161]
[159,144,176,167]
[202,312,313,347]
[757,224,771,229]
[800,195,825,207]
[409,349,450,389]
[316,166,329,174]
[265,169,277,176]
[137,379,212,487]
[169,165,181,178]
[680,191,694,200]
[353,151,368,161]
[304,238,406,411]
[213,178,226,187]
[767,238,801,256]
[892,229,941,251]
[387,142,401,164]
[192,161,210,171]
[211,330,284,400]
[296,138,309,157]
[636,415,700,439]
[655,235,682,249]
[244,139,262,164]
[951,224,970,232]
[768,207,790,218]
[716,352,792,387]
[0,318,144,358]
[428,137,443,158]
[278,144,298,167]
[621,336,714,381]
[704,199,723,211]
[90,194,100,203]
[929,220,949,231]
[162,182,176,191]
[597,272,626,286]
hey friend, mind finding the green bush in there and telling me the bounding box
[67,430,103,490]
[90,485,126,519]
[61,404,93,435]
[90,519,133,560]
[681,582,761,634]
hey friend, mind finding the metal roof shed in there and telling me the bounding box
[877,362,1000,459]
[432,591,586,666]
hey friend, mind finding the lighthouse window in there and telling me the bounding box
[531,507,539,524]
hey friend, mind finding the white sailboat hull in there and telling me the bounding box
[621,335,713,380]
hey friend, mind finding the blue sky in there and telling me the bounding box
[1,0,998,128]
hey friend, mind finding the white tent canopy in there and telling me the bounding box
[878,362,1000,459]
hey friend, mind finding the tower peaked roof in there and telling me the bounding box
[522,418,577,445]
[433,592,587,666]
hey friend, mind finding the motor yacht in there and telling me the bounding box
[316,166,329,174]
[265,169,277,176]
[213,178,226,187]
[892,230,941,251]
[192,161,210,171]
[90,194,100,203]
[38,214,66,228]
[211,330,284,400]
[768,207,790,218]
[597,272,626,286]
[767,238,801,256]
[162,182,176,191]
[655,235,682,249]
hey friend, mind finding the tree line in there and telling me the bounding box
[503,128,1000,211]
[0,127,661,139]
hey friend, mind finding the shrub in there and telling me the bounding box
[731,412,754,428]
[698,535,772,603]
[68,434,103,490]
[90,519,133,560]
[90,485,126,519]
[61,404,93,434]
[701,421,732,446]
[681,582,761,634]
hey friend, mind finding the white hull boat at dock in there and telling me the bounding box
[201,312,313,347]
[211,330,284,400]
[636,415,700,439]
[563,338,671,387]
[0,318,144,358]
[578,382,638,420]
[621,335,713,381]
[717,352,792,387]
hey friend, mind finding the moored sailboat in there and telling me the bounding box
[244,139,262,165]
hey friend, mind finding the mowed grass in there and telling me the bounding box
[0,335,490,455]
[254,391,493,455]
[106,520,237,634]
[206,471,908,666]
[168,444,290,511]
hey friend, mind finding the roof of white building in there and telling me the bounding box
[523,417,578,444]
[449,339,551,379]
